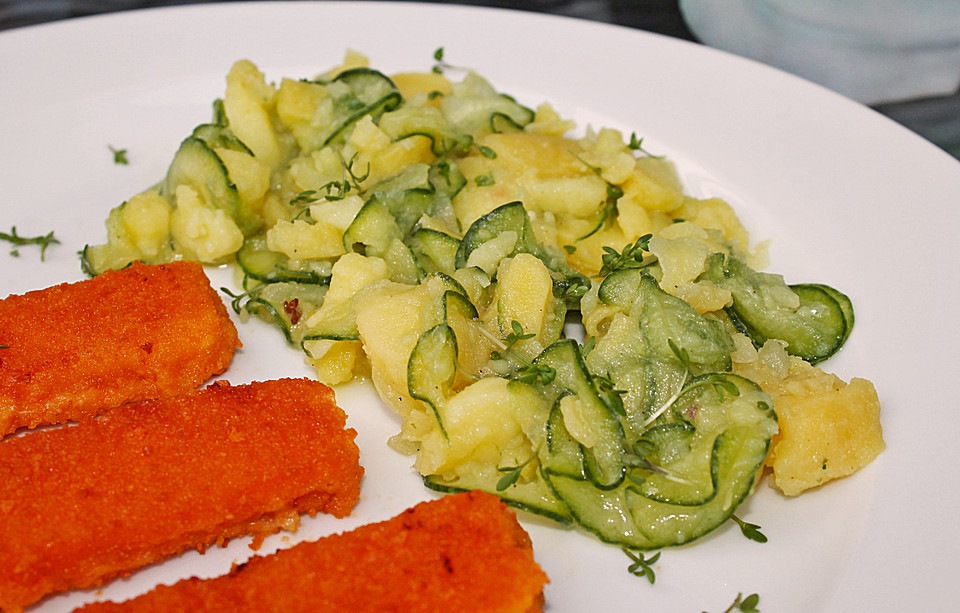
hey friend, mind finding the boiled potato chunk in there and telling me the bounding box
[120,190,173,258]
[224,60,281,168]
[355,276,451,417]
[216,147,271,206]
[304,339,366,386]
[417,376,548,479]
[266,219,344,260]
[169,185,243,262]
[733,340,885,496]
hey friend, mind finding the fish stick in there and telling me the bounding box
[74,491,548,613]
[0,378,363,613]
[0,260,240,437]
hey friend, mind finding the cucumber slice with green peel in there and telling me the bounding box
[363,163,434,236]
[534,339,626,489]
[545,373,776,550]
[380,238,425,285]
[357,161,465,244]
[191,123,253,155]
[240,282,328,345]
[442,286,479,321]
[236,234,331,285]
[701,253,850,363]
[795,282,855,345]
[378,104,474,156]
[342,200,403,256]
[423,470,572,524]
[627,422,715,506]
[408,228,460,276]
[314,67,402,148]
[162,135,263,236]
[455,202,588,297]
[441,79,535,136]
[598,270,733,374]
[408,323,459,440]
[455,201,535,272]
[541,398,587,480]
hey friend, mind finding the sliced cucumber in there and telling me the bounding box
[535,339,625,489]
[378,104,473,156]
[408,227,460,276]
[408,323,458,440]
[545,373,776,550]
[236,234,331,285]
[597,269,733,374]
[711,255,849,364]
[191,123,253,155]
[316,67,402,148]
[162,135,262,236]
[241,281,328,345]
[342,199,403,256]
[796,282,854,346]
[541,398,587,480]
[441,73,535,136]
[424,470,572,524]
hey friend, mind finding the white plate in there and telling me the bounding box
[2,2,958,612]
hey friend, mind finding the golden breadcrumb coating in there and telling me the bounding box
[0,378,362,612]
[0,261,240,437]
[74,491,548,613]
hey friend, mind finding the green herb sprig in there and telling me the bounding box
[288,153,370,207]
[495,455,536,491]
[627,132,663,158]
[1,227,59,261]
[109,145,129,165]
[568,150,624,241]
[479,320,557,385]
[731,515,767,543]
[596,234,652,278]
[705,592,761,613]
[622,548,660,584]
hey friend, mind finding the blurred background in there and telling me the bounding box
[1,0,957,158]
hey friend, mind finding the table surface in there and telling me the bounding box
[1,0,957,158]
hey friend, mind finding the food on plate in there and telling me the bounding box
[84,51,883,549]
[0,261,239,437]
[0,378,362,612]
[733,339,885,495]
[73,490,547,613]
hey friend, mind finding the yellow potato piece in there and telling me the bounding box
[734,342,885,496]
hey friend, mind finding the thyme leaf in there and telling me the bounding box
[731,515,767,543]
[483,320,556,385]
[594,373,627,416]
[219,285,262,316]
[1,227,59,261]
[516,362,556,385]
[109,145,129,165]
[477,144,498,159]
[596,234,651,277]
[568,150,624,240]
[475,172,495,186]
[622,548,660,584]
[627,132,663,158]
[495,455,536,491]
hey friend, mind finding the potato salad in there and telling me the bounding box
[85,51,884,549]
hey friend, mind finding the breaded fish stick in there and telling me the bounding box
[0,261,240,437]
[74,491,548,613]
[0,378,363,613]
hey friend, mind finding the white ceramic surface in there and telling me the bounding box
[1,2,959,612]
